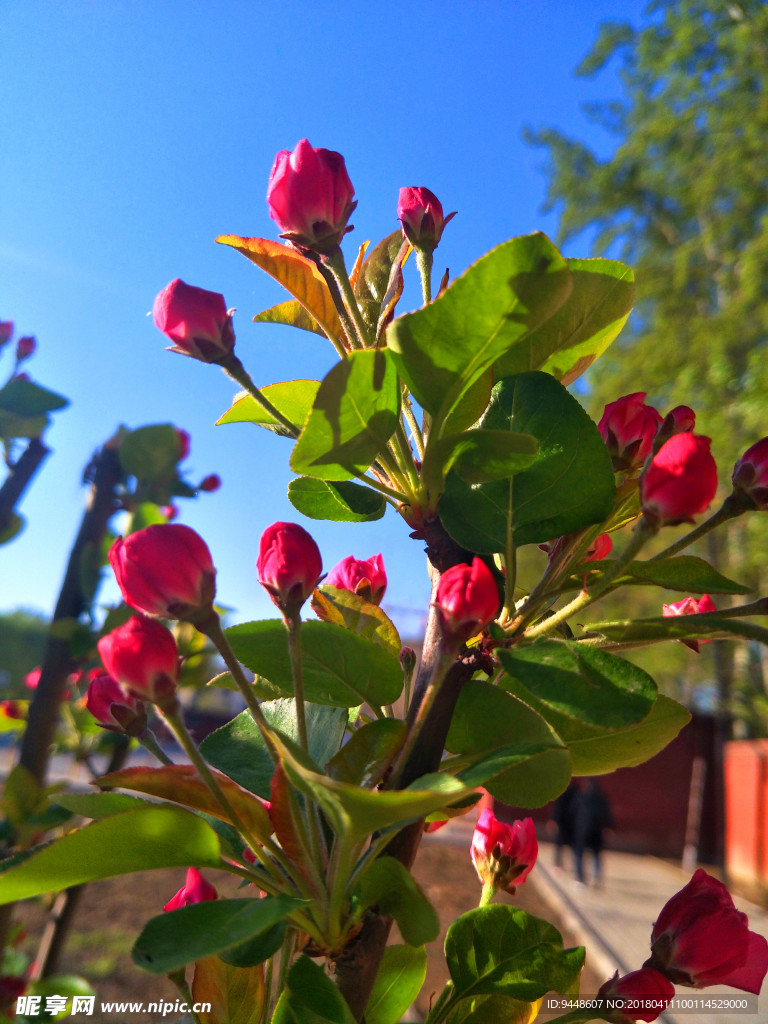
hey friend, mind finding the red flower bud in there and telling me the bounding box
[97,615,179,707]
[15,336,35,362]
[325,553,387,605]
[0,701,24,721]
[645,868,768,993]
[108,523,216,621]
[732,437,768,510]
[641,434,718,525]
[435,558,499,643]
[176,429,191,461]
[397,187,456,253]
[662,594,716,652]
[85,670,147,735]
[471,810,538,894]
[198,473,221,493]
[598,393,663,473]
[596,969,674,1023]
[667,405,696,434]
[257,522,323,617]
[267,139,357,254]
[585,533,613,563]
[0,322,13,349]
[161,504,178,521]
[24,667,41,691]
[163,868,218,912]
[153,279,235,364]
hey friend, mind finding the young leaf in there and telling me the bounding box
[494,257,635,386]
[119,424,181,482]
[216,380,320,438]
[225,619,402,708]
[355,230,408,331]
[440,372,615,552]
[365,944,427,1024]
[326,719,407,787]
[200,700,347,800]
[290,349,401,481]
[288,477,386,522]
[253,298,326,337]
[215,236,342,343]
[388,233,571,425]
[271,955,356,1024]
[133,895,306,975]
[191,956,265,1024]
[444,906,584,1003]
[0,806,221,903]
[312,585,401,657]
[356,857,439,946]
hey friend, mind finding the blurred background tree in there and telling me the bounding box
[525,0,768,734]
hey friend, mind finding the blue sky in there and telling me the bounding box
[1,0,647,635]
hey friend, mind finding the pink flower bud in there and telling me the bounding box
[97,615,179,707]
[585,533,613,563]
[435,558,499,643]
[161,505,178,521]
[471,810,538,894]
[15,336,35,362]
[176,429,191,461]
[198,473,221,493]
[732,437,768,510]
[641,434,718,525]
[424,819,448,834]
[24,667,41,690]
[667,405,696,434]
[598,393,663,472]
[85,670,147,735]
[324,553,387,605]
[267,139,357,254]
[399,646,417,677]
[163,868,218,912]
[108,523,216,621]
[397,187,456,253]
[596,969,674,1023]
[257,521,323,617]
[662,594,716,652]
[153,279,235,364]
[645,868,768,993]
[0,322,13,349]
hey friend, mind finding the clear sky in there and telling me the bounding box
[1,0,647,635]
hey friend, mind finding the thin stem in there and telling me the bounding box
[168,970,203,1024]
[262,955,274,1024]
[285,616,308,754]
[523,518,657,641]
[503,536,517,621]
[202,614,274,740]
[324,250,372,348]
[415,250,433,305]
[139,729,174,765]
[649,497,743,561]
[479,879,497,907]
[388,648,455,785]
[358,472,407,503]
[402,394,426,460]
[275,926,296,1006]
[222,355,299,437]
[311,259,358,353]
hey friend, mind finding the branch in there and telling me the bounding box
[0,438,49,536]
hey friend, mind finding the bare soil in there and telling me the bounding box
[16,837,598,1022]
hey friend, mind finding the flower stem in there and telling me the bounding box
[479,879,497,907]
[222,355,300,437]
[323,250,372,348]
[201,613,274,742]
[649,496,743,561]
[138,729,174,766]
[416,250,433,305]
[402,393,426,460]
[285,616,307,752]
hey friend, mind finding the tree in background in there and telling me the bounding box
[526,0,768,734]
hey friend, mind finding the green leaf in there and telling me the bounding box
[0,376,68,416]
[355,230,407,332]
[446,682,571,807]
[311,586,401,657]
[565,694,690,775]
[357,857,439,946]
[444,906,584,1003]
[0,410,49,440]
[290,350,401,481]
[133,895,305,975]
[440,372,615,552]
[272,955,356,1024]
[253,298,326,337]
[497,641,656,738]
[422,430,538,498]
[495,258,635,386]
[219,921,286,968]
[272,732,473,838]
[365,945,427,1024]
[444,993,543,1024]
[216,380,320,439]
[618,555,751,595]
[119,424,181,481]
[287,477,386,522]
[388,233,571,424]
[0,806,221,904]
[200,700,347,800]
[52,792,150,818]
[0,512,24,545]
[225,619,402,708]
[588,611,768,647]
[326,719,407,787]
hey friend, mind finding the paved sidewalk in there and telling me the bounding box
[430,819,767,1024]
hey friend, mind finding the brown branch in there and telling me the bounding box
[0,438,49,536]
